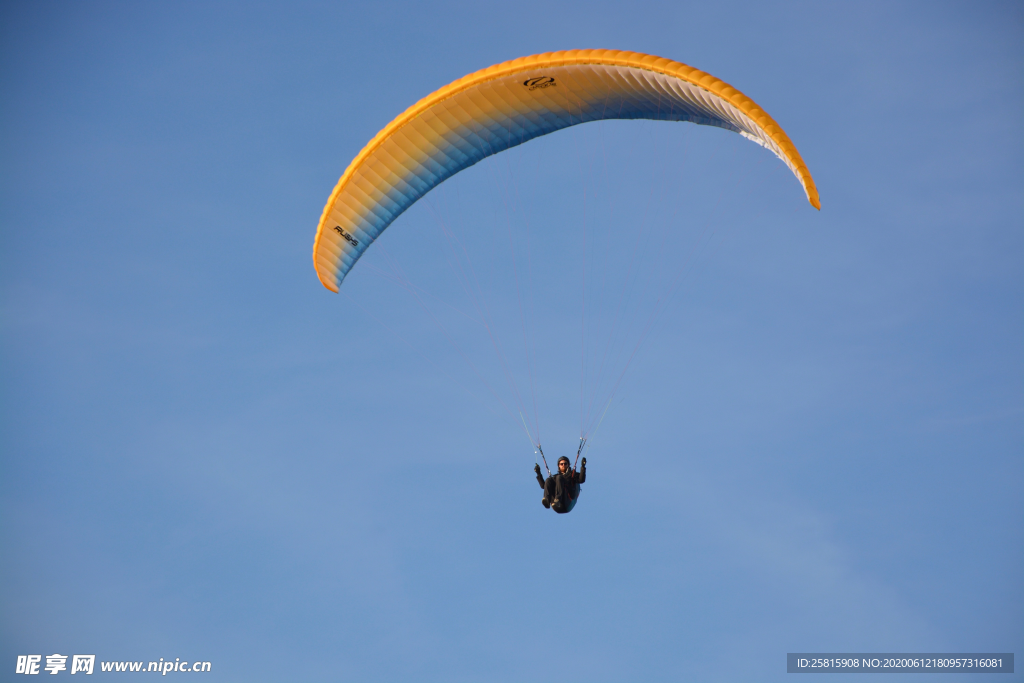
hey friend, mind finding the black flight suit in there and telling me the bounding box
[535,459,586,513]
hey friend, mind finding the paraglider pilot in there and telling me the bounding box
[535,456,586,513]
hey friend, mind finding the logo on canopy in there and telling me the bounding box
[523,76,556,91]
[333,225,359,247]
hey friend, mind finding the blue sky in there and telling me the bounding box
[1,1,1021,681]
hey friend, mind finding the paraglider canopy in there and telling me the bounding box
[312,49,819,292]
